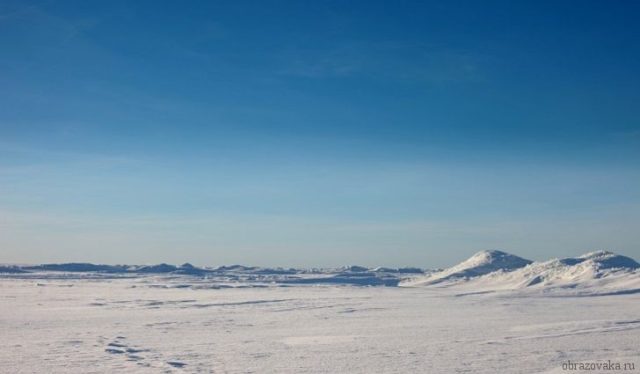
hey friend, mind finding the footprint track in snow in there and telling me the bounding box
[103,336,187,369]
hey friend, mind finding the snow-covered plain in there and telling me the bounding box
[2,251,639,373]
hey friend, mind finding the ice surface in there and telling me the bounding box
[0,265,26,273]
[2,252,640,372]
[1,276,639,373]
[0,262,420,287]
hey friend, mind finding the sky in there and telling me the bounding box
[1,0,640,268]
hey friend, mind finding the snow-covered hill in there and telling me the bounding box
[402,250,640,296]
[403,250,532,286]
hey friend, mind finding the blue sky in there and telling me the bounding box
[1,0,639,267]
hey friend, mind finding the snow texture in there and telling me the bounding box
[2,251,640,373]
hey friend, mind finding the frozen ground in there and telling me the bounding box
[1,252,639,373]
